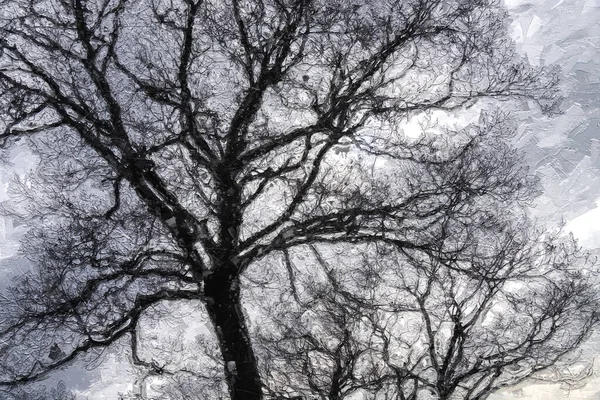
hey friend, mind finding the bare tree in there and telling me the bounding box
[253,230,597,400]
[1,381,76,400]
[0,0,592,399]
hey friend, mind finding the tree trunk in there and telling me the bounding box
[204,272,262,400]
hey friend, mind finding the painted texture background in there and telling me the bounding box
[495,0,600,399]
[0,0,599,398]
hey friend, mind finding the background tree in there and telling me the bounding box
[252,229,597,400]
[0,0,594,399]
[1,381,76,400]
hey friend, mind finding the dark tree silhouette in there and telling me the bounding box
[253,234,596,400]
[1,381,75,400]
[0,0,595,399]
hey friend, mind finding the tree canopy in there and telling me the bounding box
[0,0,596,399]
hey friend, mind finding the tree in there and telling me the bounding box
[1,381,76,400]
[253,234,597,400]
[0,0,595,399]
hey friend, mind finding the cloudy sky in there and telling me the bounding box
[494,0,600,398]
[0,0,599,398]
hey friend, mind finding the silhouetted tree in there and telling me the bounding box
[1,381,75,400]
[253,234,596,400]
[0,0,594,399]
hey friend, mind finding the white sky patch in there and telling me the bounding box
[526,15,544,38]
[0,145,38,263]
[396,107,483,139]
[565,198,600,249]
[503,0,530,8]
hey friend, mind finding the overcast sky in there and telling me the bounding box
[494,0,600,398]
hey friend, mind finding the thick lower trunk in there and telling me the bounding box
[204,273,262,400]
